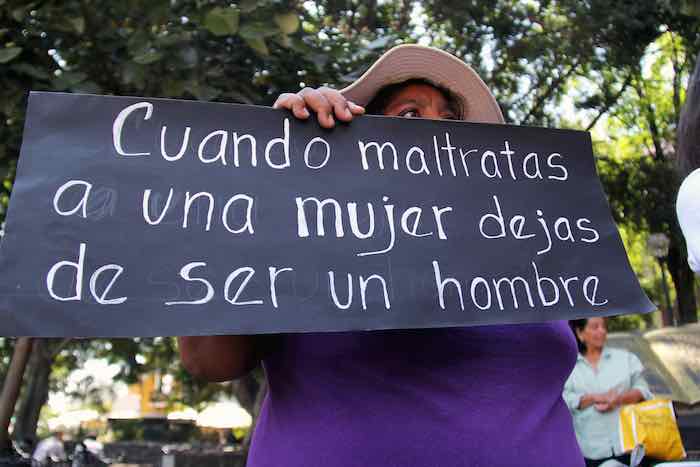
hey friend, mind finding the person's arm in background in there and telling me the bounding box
[178,88,363,383]
[564,368,595,410]
[591,352,651,413]
[178,336,264,382]
[578,394,606,410]
[612,389,645,406]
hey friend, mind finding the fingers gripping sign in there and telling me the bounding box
[273,86,365,128]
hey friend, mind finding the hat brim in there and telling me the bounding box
[339,44,504,124]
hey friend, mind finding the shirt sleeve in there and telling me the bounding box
[676,168,700,273]
[628,352,653,401]
[563,368,584,411]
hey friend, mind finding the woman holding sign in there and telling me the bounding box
[179,45,585,466]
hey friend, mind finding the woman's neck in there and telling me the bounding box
[585,346,603,367]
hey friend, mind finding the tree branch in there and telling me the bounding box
[671,32,683,122]
[634,80,665,160]
[523,58,581,124]
[585,74,633,132]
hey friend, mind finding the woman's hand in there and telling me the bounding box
[579,392,616,411]
[593,399,616,412]
[593,388,621,412]
[273,86,365,129]
[579,393,600,410]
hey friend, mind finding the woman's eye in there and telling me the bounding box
[399,109,418,118]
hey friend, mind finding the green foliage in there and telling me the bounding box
[0,163,12,218]
[0,1,331,187]
[0,47,22,64]
[598,156,680,235]
[608,314,651,333]
[593,31,698,323]
[204,7,240,37]
[423,0,697,126]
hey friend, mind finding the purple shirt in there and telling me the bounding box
[248,321,584,466]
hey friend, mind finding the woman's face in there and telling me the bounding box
[577,317,607,351]
[382,83,458,120]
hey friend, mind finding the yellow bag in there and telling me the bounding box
[619,399,686,461]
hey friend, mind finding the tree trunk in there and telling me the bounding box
[672,51,700,324]
[0,338,33,449]
[12,340,53,443]
[678,51,700,177]
[667,238,698,324]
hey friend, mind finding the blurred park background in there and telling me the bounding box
[1,0,700,464]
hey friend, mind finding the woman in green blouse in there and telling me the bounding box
[564,317,653,467]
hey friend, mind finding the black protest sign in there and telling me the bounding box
[0,92,654,337]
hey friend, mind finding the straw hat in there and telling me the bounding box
[339,44,504,124]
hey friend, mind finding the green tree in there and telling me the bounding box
[597,31,698,324]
